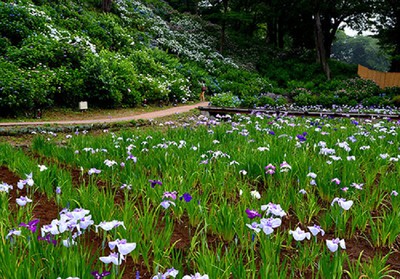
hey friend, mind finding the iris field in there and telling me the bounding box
[1,112,400,278]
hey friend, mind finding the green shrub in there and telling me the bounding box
[82,51,141,108]
[84,13,131,52]
[52,67,86,107]
[318,94,335,108]
[0,59,54,116]
[0,37,11,56]
[362,96,390,107]
[6,34,86,68]
[240,95,259,108]
[0,2,48,45]
[382,87,400,98]
[210,92,241,107]
[258,95,275,107]
[275,96,287,106]
[336,78,380,102]
[293,90,316,106]
[391,95,400,107]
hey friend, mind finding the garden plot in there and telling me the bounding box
[1,114,400,279]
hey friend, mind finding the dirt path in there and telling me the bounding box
[0,102,209,127]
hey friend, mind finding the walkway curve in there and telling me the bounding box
[0,102,209,127]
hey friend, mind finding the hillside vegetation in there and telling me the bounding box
[1,0,396,116]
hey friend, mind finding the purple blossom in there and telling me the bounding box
[126,153,137,163]
[6,229,21,240]
[91,271,111,279]
[149,179,162,188]
[351,183,364,190]
[19,219,40,233]
[259,217,282,235]
[160,200,176,209]
[326,238,346,252]
[16,196,32,206]
[261,202,287,217]
[289,227,311,241]
[265,163,276,175]
[38,234,57,246]
[88,168,101,175]
[331,198,353,210]
[56,187,61,195]
[180,193,192,202]
[308,224,325,236]
[245,209,261,219]
[269,131,275,135]
[296,134,307,142]
[299,189,307,195]
[279,161,292,172]
[99,252,123,265]
[331,178,341,185]
[163,191,177,200]
[246,222,261,233]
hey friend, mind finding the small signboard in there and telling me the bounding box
[79,101,88,110]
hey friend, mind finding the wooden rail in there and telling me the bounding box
[198,106,400,119]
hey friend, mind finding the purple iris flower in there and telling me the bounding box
[19,219,40,233]
[163,191,177,200]
[245,209,261,219]
[91,270,111,278]
[149,179,162,188]
[269,131,275,135]
[126,153,137,163]
[296,134,307,142]
[38,234,57,246]
[179,193,192,202]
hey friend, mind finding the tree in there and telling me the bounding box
[310,0,374,79]
[375,0,400,71]
[102,0,112,12]
[332,31,391,71]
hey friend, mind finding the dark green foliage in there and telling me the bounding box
[0,0,387,116]
[0,59,54,116]
[362,96,390,107]
[81,51,141,108]
[240,95,259,108]
[258,95,275,107]
[383,87,400,98]
[336,78,380,103]
[293,90,317,106]
[6,34,85,68]
[210,93,241,107]
[0,2,48,45]
[391,95,400,107]
[52,67,86,107]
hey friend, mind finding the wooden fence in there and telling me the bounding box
[358,65,400,88]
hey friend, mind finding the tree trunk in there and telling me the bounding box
[102,0,112,13]
[314,11,331,80]
[277,17,284,49]
[219,0,229,53]
[390,10,400,72]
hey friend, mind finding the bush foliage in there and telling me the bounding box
[0,0,397,116]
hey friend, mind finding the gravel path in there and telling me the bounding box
[0,102,209,127]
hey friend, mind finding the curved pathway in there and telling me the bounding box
[0,102,209,127]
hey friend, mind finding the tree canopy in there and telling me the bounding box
[166,0,399,75]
